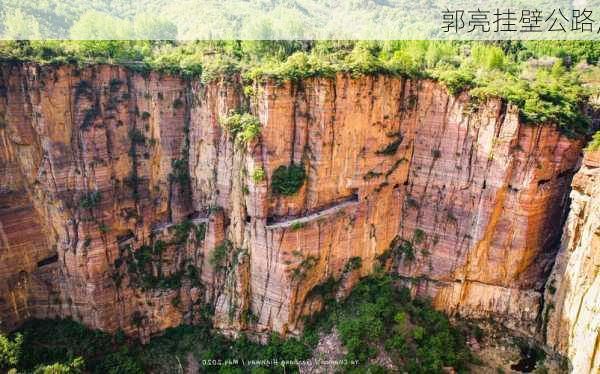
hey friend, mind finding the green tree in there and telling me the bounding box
[33,357,85,374]
[69,11,133,40]
[2,9,42,39]
[134,13,177,40]
[0,333,22,370]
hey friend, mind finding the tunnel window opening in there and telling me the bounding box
[37,254,59,267]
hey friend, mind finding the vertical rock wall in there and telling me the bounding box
[0,64,584,343]
[544,150,600,374]
[237,77,581,335]
[0,63,211,339]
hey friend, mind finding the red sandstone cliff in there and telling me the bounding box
[544,149,599,374]
[0,63,583,343]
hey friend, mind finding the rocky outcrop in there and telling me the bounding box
[0,63,583,341]
[544,150,600,374]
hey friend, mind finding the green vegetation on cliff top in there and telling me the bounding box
[0,40,598,136]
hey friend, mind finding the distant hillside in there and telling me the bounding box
[0,0,588,39]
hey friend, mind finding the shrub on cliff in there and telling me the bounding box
[169,158,190,186]
[252,167,266,182]
[586,131,600,151]
[128,128,146,144]
[79,191,101,209]
[219,112,261,146]
[339,42,386,77]
[376,138,402,156]
[343,257,363,273]
[148,45,203,78]
[430,66,475,95]
[377,235,417,265]
[210,240,232,270]
[271,164,306,196]
[172,220,193,244]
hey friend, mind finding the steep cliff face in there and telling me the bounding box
[544,150,600,374]
[0,63,583,341]
[0,63,230,340]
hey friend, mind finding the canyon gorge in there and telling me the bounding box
[0,62,597,372]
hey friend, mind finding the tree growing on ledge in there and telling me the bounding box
[271,164,306,196]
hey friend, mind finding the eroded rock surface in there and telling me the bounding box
[0,64,583,343]
[544,150,600,374]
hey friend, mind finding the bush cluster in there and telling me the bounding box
[378,235,416,264]
[172,220,193,244]
[79,191,101,209]
[587,131,600,151]
[271,164,306,196]
[209,240,233,270]
[252,167,265,182]
[169,158,189,186]
[343,256,363,273]
[128,128,146,144]
[219,112,261,146]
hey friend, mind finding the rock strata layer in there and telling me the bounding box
[0,64,583,342]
